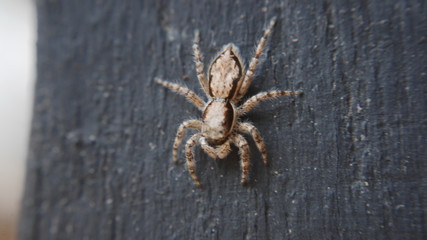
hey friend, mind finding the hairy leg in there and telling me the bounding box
[155,78,205,110]
[172,120,202,164]
[239,90,302,114]
[192,30,210,95]
[200,137,232,159]
[235,17,277,101]
[185,133,203,188]
[237,122,269,165]
[232,134,251,184]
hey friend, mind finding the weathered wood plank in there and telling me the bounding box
[20,0,426,239]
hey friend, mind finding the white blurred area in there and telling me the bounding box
[0,0,35,239]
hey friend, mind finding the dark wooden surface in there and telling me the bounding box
[19,0,426,239]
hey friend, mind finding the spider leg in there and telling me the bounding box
[232,134,251,184]
[239,90,302,115]
[200,137,232,159]
[237,122,269,165]
[235,17,277,101]
[185,133,203,188]
[192,30,210,96]
[172,120,202,164]
[155,78,206,110]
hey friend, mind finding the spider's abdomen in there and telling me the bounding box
[208,44,244,99]
[202,100,236,145]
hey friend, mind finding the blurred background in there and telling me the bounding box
[0,0,35,239]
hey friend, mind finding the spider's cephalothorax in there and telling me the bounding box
[155,17,302,188]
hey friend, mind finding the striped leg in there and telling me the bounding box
[232,134,251,184]
[235,17,277,101]
[239,90,302,114]
[172,120,202,164]
[200,137,232,159]
[185,133,202,188]
[192,30,210,95]
[155,78,206,110]
[237,122,268,165]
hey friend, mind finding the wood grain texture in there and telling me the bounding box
[19,0,426,239]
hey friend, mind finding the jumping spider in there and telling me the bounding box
[156,17,302,188]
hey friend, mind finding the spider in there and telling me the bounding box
[155,17,302,188]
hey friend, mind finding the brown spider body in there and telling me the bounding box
[155,17,302,188]
[208,45,244,99]
[202,99,236,146]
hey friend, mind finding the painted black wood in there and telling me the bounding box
[19,0,426,239]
